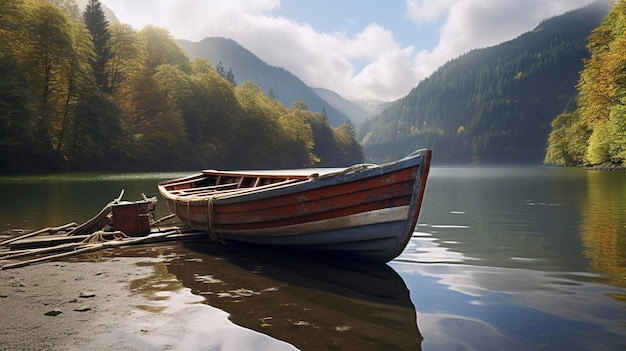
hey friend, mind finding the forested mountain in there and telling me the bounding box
[545,2,626,167]
[358,0,611,164]
[0,0,363,173]
[177,38,350,127]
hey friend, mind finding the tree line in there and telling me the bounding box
[0,0,363,173]
[545,1,626,167]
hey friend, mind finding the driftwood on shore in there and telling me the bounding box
[0,222,77,247]
[0,192,209,270]
[1,228,206,270]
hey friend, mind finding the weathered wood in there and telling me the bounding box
[8,234,90,251]
[1,228,207,270]
[2,244,113,269]
[0,222,77,247]
[169,182,239,195]
[67,190,125,236]
[0,242,83,260]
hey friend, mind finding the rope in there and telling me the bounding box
[206,196,224,243]
[311,163,378,180]
[178,182,298,243]
[80,230,129,244]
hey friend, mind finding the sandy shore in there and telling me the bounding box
[0,244,301,351]
[0,256,161,351]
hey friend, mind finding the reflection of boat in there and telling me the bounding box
[158,150,431,263]
[166,244,423,350]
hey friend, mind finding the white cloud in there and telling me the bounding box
[101,0,597,102]
[416,0,596,85]
[354,47,419,101]
[406,0,457,24]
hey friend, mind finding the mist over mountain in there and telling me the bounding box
[312,88,373,126]
[177,37,350,127]
[357,0,610,164]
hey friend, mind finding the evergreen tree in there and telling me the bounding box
[226,67,236,86]
[83,0,112,93]
[216,61,226,77]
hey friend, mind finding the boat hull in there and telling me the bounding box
[158,149,431,263]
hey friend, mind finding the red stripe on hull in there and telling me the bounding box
[171,167,418,231]
[216,179,415,224]
[218,166,417,213]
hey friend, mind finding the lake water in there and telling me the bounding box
[1,167,625,350]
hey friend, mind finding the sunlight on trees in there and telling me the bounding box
[0,0,364,172]
[546,1,626,166]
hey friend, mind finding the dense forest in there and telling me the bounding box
[545,1,626,167]
[0,0,363,174]
[357,0,610,164]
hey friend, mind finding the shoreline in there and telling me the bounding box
[0,244,301,351]
[0,256,162,351]
[587,163,626,171]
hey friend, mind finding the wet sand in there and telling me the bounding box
[0,257,162,351]
[0,245,301,351]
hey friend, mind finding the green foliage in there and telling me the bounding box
[544,110,590,166]
[226,67,236,86]
[108,24,138,94]
[0,56,36,172]
[334,122,365,165]
[24,1,74,159]
[0,0,363,172]
[608,105,626,161]
[83,0,112,93]
[178,38,351,127]
[358,1,609,164]
[68,91,123,168]
[545,1,626,166]
[585,121,611,164]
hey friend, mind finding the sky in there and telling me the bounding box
[99,0,598,102]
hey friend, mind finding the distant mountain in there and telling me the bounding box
[357,0,611,164]
[312,88,373,125]
[177,37,350,127]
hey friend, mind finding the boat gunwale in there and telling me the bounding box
[159,151,428,206]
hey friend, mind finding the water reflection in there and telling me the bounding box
[580,171,626,291]
[165,243,423,351]
[394,234,626,351]
[102,242,422,350]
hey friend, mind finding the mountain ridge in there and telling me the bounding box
[311,87,373,126]
[357,0,611,164]
[177,37,351,127]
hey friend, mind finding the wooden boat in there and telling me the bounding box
[158,149,431,263]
